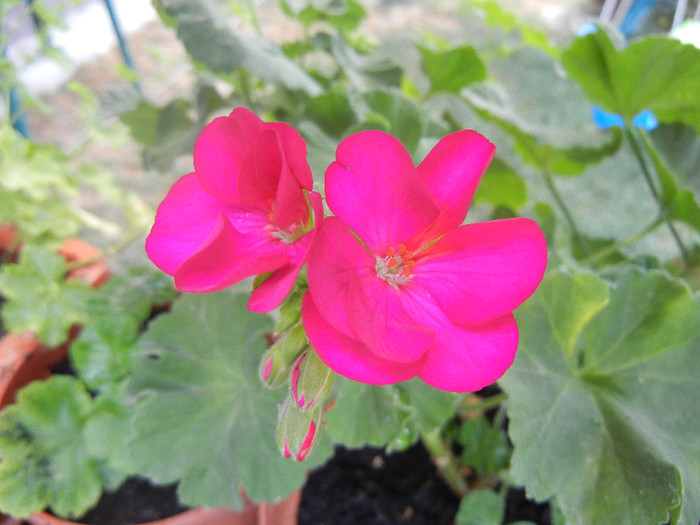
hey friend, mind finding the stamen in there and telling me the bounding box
[376,245,417,286]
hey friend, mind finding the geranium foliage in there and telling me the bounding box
[126,290,332,509]
[501,269,700,525]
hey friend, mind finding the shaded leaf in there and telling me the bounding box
[419,44,486,95]
[326,378,458,450]
[330,34,402,91]
[455,489,504,525]
[127,291,329,508]
[501,269,698,525]
[154,0,321,94]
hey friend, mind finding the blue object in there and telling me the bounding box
[619,0,674,37]
[632,109,659,130]
[577,22,599,36]
[592,106,659,131]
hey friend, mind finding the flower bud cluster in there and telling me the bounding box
[258,283,335,462]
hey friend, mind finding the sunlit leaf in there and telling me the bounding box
[562,28,700,133]
[0,246,94,347]
[0,377,103,519]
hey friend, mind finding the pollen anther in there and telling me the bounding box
[376,245,416,286]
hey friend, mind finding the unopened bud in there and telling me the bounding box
[259,323,308,389]
[277,396,322,461]
[291,350,334,409]
[275,283,306,334]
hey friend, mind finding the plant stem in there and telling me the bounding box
[64,224,148,272]
[421,428,469,497]
[625,127,690,268]
[540,166,590,257]
[460,392,508,414]
[581,217,664,266]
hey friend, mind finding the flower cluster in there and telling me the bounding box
[146,107,547,454]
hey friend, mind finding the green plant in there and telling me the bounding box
[1,1,700,524]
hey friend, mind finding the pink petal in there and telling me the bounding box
[418,130,495,236]
[307,217,375,340]
[307,218,433,363]
[269,121,313,190]
[193,108,264,203]
[145,173,232,275]
[418,314,519,392]
[412,218,547,325]
[174,215,290,293]
[325,130,439,254]
[248,191,324,312]
[400,289,519,392]
[273,158,312,231]
[302,293,423,385]
[238,127,282,204]
[248,263,301,313]
[349,272,434,363]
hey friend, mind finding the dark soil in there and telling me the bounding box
[298,443,460,525]
[75,477,189,525]
[299,442,553,525]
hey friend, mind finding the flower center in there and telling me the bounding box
[376,244,416,287]
[266,209,305,244]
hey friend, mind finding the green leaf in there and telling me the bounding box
[0,376,103,519]
[501,269,699,525]
[330,34,402,91]
[84,383,133,488]
[154,0,321,95]
[455,489,504,525]
[562,28,700,133]
[463,48,622,176]
[467,0,558,57]
[325,379,402,447]
[86,266,177,323]
[457,416,510,475]
[306,91,356,136]
[637,130,700,232]
[120,98,199,172]
[473,156,526,210]
[70,316,140,390]
[126,291,328,508]
[0,246,94,347]
[326,378,458,449]
[356,90,423,154]
[419,44,486,95]
[291,0,366,33]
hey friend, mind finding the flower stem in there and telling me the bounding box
[625,127,690,268]
[421,428,469,497]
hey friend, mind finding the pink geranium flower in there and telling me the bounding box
[302,130,547,392]
[146,107,322,312]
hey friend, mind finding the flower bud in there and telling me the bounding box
[291,350,334,409]
[275,279,307,334]
[277,396,322,461]
[259,323,308,389]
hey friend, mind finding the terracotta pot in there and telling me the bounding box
[26,490,301,525]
